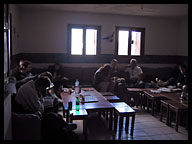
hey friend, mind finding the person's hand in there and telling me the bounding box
[177,82,182,88]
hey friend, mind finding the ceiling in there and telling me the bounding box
[17,4,188,18]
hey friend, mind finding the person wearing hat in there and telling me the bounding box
[15,76,52,114]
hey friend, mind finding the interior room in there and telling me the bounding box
[4,4,188,140]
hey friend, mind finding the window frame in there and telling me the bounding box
[115,26,145,56]
[67,24,101,56]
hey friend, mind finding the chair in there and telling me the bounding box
[12,112,42,140]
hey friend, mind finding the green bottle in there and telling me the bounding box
[76,96,80,111]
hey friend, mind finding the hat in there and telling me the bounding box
[46,82,54,90]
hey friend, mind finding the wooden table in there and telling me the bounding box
[127,88,156,109]
[143,89,166,116]
[159,93,188,107]
[60,88,115,131]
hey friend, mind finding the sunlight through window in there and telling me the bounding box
[86,29,97,55]
[118,30,129,55]
[71,28,83,55]
[131,31,141,55]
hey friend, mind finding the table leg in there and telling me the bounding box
[147,97,150,112]
[152,99,155,116]
[83,119,87,139]
[130,115,135,136]
[114,112,118,132]
[160,105,163,122]
[118,116,123,139]
[66,109,69,123]
[125,116,129,134]
[176,110,179,132]
[109,110,113,130]
[166,106,169,126]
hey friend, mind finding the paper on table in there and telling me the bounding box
[150,90,161,93]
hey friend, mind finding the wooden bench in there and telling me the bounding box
[111,102,136,139]
[160,99,188,132]
[160,99,173,126]
[168,102,188,132]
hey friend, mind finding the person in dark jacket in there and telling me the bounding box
[47,63,69,96]
[157,63,188,87]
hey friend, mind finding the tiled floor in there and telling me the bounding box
[60,106,188,140]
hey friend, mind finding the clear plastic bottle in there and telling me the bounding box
[76,96,80,111]
[75,80,79,94]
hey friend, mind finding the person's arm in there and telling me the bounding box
[28,89,44,114]
[137,67,143,82]
[138,73,143,81]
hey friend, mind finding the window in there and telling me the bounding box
[68,24,101,55]
[116,27,145,56]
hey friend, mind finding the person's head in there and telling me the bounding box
[54,63,61,71]
[19,60,25,68]
[102,64,112,75]
[35,76,51,93]
[18,60,26,73]
[130,59,137,69]
[179,63,187,75]
[111,59,118,69]
[38,71,53,82]
[19,60,32,73]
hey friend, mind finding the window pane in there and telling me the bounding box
[71,28,83,55]
[131,31,141,55]
[118,30,129,55]
[86,29,97,55]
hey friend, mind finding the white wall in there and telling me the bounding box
[10,4,21,55]
[17,7,188,56]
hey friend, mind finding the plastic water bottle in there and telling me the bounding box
[76,96,80,111]
[75,80,79,94]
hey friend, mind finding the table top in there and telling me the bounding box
[100,92,115,96]
[61,88,114,111]
[127,88,156,92]
[143,89,166,98]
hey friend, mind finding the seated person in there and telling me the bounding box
[37,71,63,111]
[157,63,188,88]
[93,64,112,92]
[11,60,35,90]
[47,63,69,96]
[15,76,51,114]
[124,58,144,87]
[110,59,119,77]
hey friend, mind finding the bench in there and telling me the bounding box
[111,102,136,139]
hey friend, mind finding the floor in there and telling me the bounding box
[59,106,188,140]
